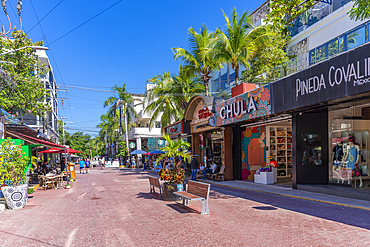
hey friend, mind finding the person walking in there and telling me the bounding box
[85,158,91,174]
[190,156,199,181]
[79,158,86,174]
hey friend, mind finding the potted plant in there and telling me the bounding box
[156,134,191,201]
[0,138,30,209]
[65,184,71,189]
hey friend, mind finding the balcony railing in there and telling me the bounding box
[288,0,350,37]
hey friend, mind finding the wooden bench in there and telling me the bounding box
[211,166,225,182]
[173,180,210,215]
[148,175,162,199]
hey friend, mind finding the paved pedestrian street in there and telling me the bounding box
[1,168,370,247]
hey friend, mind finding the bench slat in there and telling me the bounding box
[174,191,203,200]
[187,180,209,198]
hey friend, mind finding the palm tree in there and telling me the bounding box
[144,67,204,130]
[103,84,137,124]
[144,72,182,130]
[171,66,205,109]
[172,24,222,96]
[215,8,270,85]
[157,134,192,162]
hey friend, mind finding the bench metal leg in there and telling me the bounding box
[159,187,163,199]
[200,199,210,215]
[150,185,154,194]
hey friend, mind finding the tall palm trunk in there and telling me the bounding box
[232,62,239,86]
[201,73,211,96]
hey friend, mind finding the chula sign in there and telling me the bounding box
[296,58,370,98]
[219,97,257,119]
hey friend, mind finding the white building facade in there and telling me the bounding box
[209,0,369,96]
[127,83,163,152]
[23,50,59,143]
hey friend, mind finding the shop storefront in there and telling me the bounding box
[215,85,280,180]
[271,42,370,189]
[184,96,224,168]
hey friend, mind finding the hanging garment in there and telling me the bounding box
[332,145,344,162]
[346,146,358,170]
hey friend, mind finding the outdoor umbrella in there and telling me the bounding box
[65,148,82,154]
[130,150,147,155]
[143,153,153,155]
[149,150,165,155]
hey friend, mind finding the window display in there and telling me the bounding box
[267,126,292,177]
[329,102,370,187]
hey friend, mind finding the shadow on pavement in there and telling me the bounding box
[136,192,161,200]
[166,203,199,214]
[0,230,62,247]
[210,184,370,230]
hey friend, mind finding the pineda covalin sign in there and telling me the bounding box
[272,43,370,113]
[296,59,370,98]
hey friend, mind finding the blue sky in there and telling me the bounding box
[1,0,266,136]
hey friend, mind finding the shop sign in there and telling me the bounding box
[164,120,184,138]
[191,102,212,125]
[272,43,370,113]
[129,142,136,149]
[214,85,271,127]
[198,108,212,119]
[157,139,165,147]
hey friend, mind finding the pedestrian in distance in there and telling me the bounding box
[190,156,199,181]
[85,158,91,174]
[79,158,85,174]
[204,161,218,180]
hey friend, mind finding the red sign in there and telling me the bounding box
[198,108,211,119]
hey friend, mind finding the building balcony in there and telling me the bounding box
[127,127,162,139]
[288,0,350,38]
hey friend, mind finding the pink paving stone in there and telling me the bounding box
[0,168,369,246]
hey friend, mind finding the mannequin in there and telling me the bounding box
[332,142,344,183]
[343,142,361,186]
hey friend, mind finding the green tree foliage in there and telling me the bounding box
[0,138,30,186]
[241,25,289,84]
[104,84,137,124]
[157,134,191,162]
[265,0,317,35]
[172,25,222,96]
[145,67,204,130]
[215,8,271,85]
[349,0,370,21]
[64,131,91,157]
[0,29,50,116]
[117,140,127,157]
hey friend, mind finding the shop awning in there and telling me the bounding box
[40,147,82,154]
[6,130,65,148]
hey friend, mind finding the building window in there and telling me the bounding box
[316,44,326,63]
[309,49,316,66]
[155,122,161,128]
[309,22,370,66]
[346,25,366,50]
